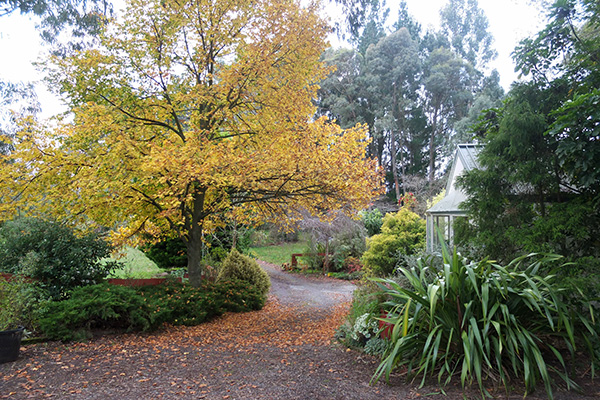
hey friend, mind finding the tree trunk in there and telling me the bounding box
[428,108,439,185]
[391,85,401,202]
[390,128,401,202]
[187,232,203,287]
[187,189,206,287]
[323,239,330,273]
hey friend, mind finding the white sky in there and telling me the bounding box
[0,0,545,120]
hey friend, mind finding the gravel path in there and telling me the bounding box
[257,260,355,309]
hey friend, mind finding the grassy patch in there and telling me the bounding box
[108,247,165,279]
[248,241,307,265]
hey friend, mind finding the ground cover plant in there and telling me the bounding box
[38,280,266,342]
[335,282,388,356]
[372,238,600,399]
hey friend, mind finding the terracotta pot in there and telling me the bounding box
[0,326,25,363]
[379,312,394,340]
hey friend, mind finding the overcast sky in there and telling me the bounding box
[0,0,545,119]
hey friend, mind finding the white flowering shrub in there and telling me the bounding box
[351,313,379,342]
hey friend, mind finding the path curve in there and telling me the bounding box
[257,260,356,309]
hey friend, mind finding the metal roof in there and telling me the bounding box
[427,189,468,214]
[429,144,481,215]
[456,143,481,172]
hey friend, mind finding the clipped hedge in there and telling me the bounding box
[38,283,155,342]
[38,279,266,342]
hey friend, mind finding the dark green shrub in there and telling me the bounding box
[141,237,187,270]
[38,278,267,342]
[372,239,599,399]
[361,208,383,236]
[38,283,155,341]
[218,249,271,298]
[361,209,425,277]
[0,217,120,299]
[142,224,255,267]
[137,281,224,327]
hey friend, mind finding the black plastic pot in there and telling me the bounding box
[0,326,25,363]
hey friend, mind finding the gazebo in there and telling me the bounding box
[426,144,481,252]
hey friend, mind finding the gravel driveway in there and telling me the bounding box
[2,262,598,399]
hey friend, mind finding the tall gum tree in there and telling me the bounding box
[0,0,383,286]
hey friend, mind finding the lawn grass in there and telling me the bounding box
[248,241,307,265]
[108,247,165,278]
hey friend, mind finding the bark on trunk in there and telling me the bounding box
[390,128,401,202]
[428,109,439,184]
[187,190,206,287]
[391,86,402,202]
[187,233,203,287]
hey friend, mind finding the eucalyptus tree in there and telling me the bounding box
[439,0,497,70]
[1,0,113,51]
[0,81,39,155]
[364,27,422,199]
[422,47,477,183]
[318,0,498,197]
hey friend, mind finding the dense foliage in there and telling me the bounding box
[457,0,600,282]
[142,224,254,269]
[38,283,156,342]
[142,237,188,270]
[217,249,271,298]
[372,241,599,399]
[38,280,266,342]
[0,274,49,331]
[0,217,120,299]
[361,208,425,277]
[360,208,383,236]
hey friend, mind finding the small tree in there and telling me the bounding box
[301,210,366,272]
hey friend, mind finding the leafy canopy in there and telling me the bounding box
[0,0,382,285]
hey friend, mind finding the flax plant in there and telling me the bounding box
[372,236,599,398]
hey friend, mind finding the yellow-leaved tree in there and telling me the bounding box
[0,0,382,285]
